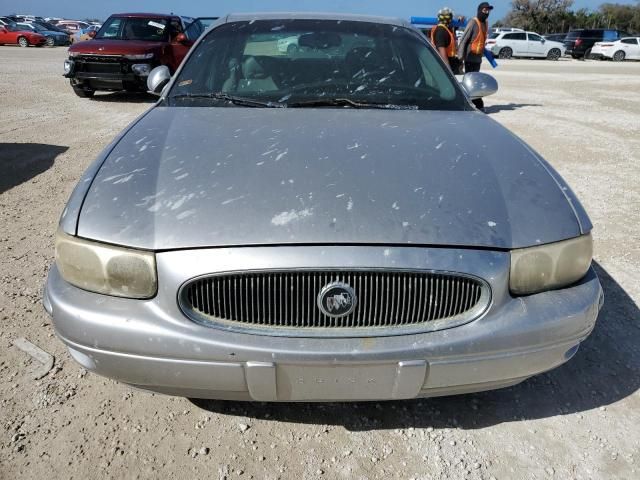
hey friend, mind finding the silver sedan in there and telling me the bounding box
[44,13,602,402]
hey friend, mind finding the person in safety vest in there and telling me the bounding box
[457,2,493,110]
[430,7,461,74]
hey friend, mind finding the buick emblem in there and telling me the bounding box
[317,282,356,318]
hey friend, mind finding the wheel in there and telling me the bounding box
[287,43,299,55]
[46,36,55,47]
[17,36,29,48]
[498,47,512,59]
[546,48,561,61]
[612,50,625,62]
[571,54,579,59]
[70,81,95,98]
[583,48,592,60]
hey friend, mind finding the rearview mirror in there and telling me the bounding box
[461,72,498,99]
[147,65,171,95]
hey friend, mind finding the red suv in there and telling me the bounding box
[64,13,214,98]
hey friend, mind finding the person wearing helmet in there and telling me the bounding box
[457,2,493,110]
[430,7,460,73]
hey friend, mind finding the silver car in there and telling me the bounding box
[45,13,602,402]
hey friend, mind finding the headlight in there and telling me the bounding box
[55,229,157,299]
[510,233,593,295]
[124,53,154,60]
[68,51,80,57]
[63,59,74,74]
[131,63,151,76]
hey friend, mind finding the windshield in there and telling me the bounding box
[168,19,467,110]
[96,16,169,41]
[27,23,47,32]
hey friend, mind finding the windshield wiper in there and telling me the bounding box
[170,92,285,108]
[286,98,418,110]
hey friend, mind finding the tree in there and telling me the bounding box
[499,0,640,33]
[504,0,574,33]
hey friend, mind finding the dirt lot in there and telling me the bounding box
[1,46,639,480]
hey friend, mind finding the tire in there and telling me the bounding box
[46,37,55,47]
[287,43,298,55]
[546,48,561,61]
[612,50,625,62]
[498,47,512,59]
[17,36,29,48]
[70,81,95,98]
[571,54,579,59]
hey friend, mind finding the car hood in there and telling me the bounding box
[69,39,164,55]
[77,107,588,250]
[546,40,565,48]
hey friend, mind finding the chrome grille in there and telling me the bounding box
[180,270,490,336]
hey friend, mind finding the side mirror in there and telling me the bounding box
[88,30,96,38]
[461,72,498,99]
[0,27,7,33]
[147,65,171,95]
[174,32,188,44]
[541,38,545,44]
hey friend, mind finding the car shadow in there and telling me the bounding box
[190,262,639,431]
[90,92,156,104]
[0,143,68,194]
[484,103,542,114]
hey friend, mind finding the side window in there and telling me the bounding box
[528,33,543,42]
[502,33,515,40]
[170,19,183,37]
[512,33,526,41]
[621,38,635,45]
[184,21,204,41]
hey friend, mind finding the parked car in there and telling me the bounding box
[0,23,46,47]
[63,13,201,97]
[33,20,71,35]
[277,35,300,54]
[491,27,524,34]
[71,24,101,44]
[16,22,70,46]
[544,33,566,43]
[0,16,15,26]
[46,13,602,402]
[591,37,640,61]
[564,29,631,59]
[487,31,565,60]
[56,20,90,35]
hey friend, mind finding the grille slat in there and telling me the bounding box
[183,270,488,333]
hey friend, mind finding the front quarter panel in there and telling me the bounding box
[59,107,157,235]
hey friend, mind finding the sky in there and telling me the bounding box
[1,0,637,24]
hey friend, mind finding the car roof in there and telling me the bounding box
[110,12,181,19]
[222,12,410,28]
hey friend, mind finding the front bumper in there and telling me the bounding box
[44,246,602,401]
[63,59,152,90]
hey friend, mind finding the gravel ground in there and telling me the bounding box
[1,47,639,480]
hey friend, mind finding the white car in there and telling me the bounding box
[487,31,566,60]
[277,35,299,54]
[591,37,640,61]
